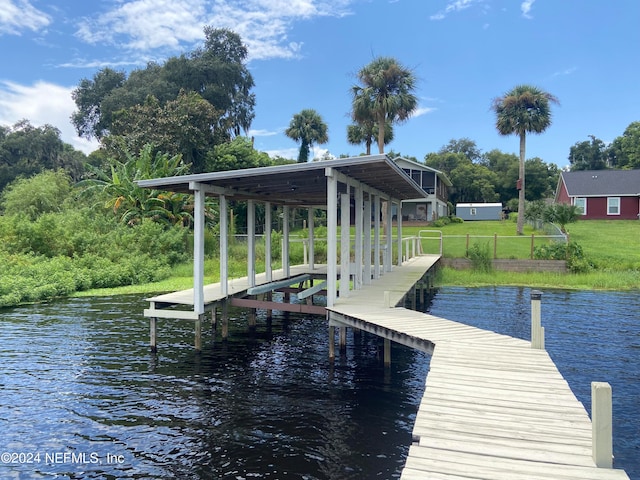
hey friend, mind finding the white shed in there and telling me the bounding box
[456,203,503,221]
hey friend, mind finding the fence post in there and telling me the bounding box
[592,382,613,468]
[466,234,469,256]
[530,234,535,259]
[494,233,498,259]
[530,290,544,349]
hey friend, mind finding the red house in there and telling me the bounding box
[555,169,640,219]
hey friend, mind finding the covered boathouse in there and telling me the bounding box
[136,154,430,347]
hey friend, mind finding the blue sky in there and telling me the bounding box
[1,0,639,169]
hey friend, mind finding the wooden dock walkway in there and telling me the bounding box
[327,255,630,480]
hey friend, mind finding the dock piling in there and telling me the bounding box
[531,290,545,349]
[592,381,613,468]
[150,317,157,352]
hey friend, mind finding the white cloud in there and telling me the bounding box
[0,80,99,154]
[521,0,535,19]
[0,0,50,35]
[411,106,436,118]
[430,0,478,21]
[552,67,577,77]
[74,0,355,61]
[249,128,281,137]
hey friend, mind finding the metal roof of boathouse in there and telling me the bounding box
[137,154,429,206]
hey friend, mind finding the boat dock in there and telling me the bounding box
[327,255,629,479]
[137,156,629,479]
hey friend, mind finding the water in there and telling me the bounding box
[426,286,640,480]
[0,295,429,479]
[1,288,638,479]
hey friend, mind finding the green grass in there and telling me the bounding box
[74,219,640,297]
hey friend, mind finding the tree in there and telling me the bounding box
[352,57,418,154]
[78,144,192,226]
[609,121,640,169]
[568,135,608,170]
[105,91,221,173]
[492,85,559,235]
[71,28,255,144]
[544,203,580,233]
[346,121,393,155]
[0,120,87,191]
[205,136,273,172]
[285,109,329,163]
[438,138,482,163]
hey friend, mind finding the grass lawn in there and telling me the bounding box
[75,218,640,297]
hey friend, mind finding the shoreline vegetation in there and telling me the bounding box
[73,219,640,299]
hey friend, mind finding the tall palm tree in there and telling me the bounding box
[285,109,329,163]
[492,85,559,235]
[352,57,418,154]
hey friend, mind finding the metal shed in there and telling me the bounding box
[456,202,503,221]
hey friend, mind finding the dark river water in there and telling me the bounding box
[0,287,638,479]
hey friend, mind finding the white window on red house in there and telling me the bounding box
[607,197,620,215]
[574,197,586,215]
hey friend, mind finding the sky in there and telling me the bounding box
[1,0,640,169]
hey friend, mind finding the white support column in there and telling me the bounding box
[282,205,290,277]
[385,198,393,272]
[340,191,350,299]
[354,185,363,290]
[592,382,613,468]
[308,208,315,270]
[326,169,337,307]
[219,195,229,297]
[265,202,272,282]
[374,195,381,279]
[247,199,256,287]
[396,199,403,266]
[363,194,371,285]
[193,186,205,314]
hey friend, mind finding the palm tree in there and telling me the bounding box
[346,120,394,155]
[285,109,329,163]
[492,85,559,235]
[352,57,418,154]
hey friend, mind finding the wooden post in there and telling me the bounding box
[466,233,470,256]
[363,195,372,285]
[221,300,229,340]
[326,169,337,307]
[282,205,290,277]
[308,208,315,270]
[266,291,273,321]
[494,233,498,259]
[373,195,381,279]
[339,326,347,352]
[265,202,272,282]
[592,382,613,468]
[531,290,544,349]
[220,195,229,297]
[340,191,350,299]
[211,307,217,337]
[150,317,157,352]
[247,199,256,287]
[328,324,335,361]
[195,315,202,351]
[530,234,535,259]
[384,338,391,366]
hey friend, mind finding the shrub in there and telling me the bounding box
[467,241,493,273]
[534,241,595,273]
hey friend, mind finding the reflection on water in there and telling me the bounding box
[0,295,430,479]
[426,286,640,480]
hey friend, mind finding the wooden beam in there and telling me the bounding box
[246,274,311,295]
[230,297,326,315]
[297,280,327,300]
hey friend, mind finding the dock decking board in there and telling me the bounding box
[325,255,629,480]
